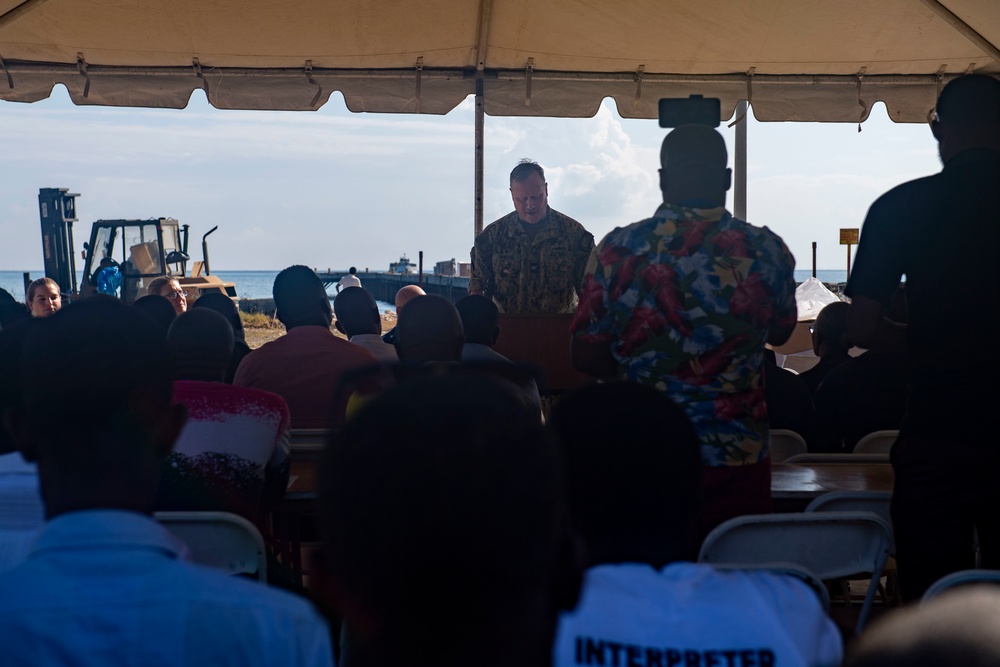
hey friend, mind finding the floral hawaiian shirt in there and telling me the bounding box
[570,204,796,466]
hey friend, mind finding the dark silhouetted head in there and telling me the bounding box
[812,301,852,357]
[932,74,1000,162]
[167,308,234,381]
[349,266,357,275]
[548,381,701,568]
[455,294,501,347]
[191,292,245,343]
[273,265,333,329]
[334,287,381,338]
[318,373,575,667]
[15,299,185,518]
[396,295,465,363]
[659,125,731,208]
[0,300,30,331]
[132,294,178,340]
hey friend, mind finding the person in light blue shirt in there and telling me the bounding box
[95,257,123,296]
[0,298,334,667]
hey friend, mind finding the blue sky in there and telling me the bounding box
[1,88,941,274]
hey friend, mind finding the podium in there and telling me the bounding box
[493,314,591,392]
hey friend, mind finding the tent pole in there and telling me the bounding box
[734,100,748,220]
[475,75,485,239]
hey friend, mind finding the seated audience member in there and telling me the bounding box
[25,277,61,319]
[799,301,853,396]
[394,294,464,364]
[160,309,290,521]
[815,349,911,453]
[191,291,252,383]
[234,265,377,428]
[0,299,332,666]
[146,276,189,315]
[132,293,178,340]
[381,284,426,345]
[846,586,1000,666]
[334,287,398,363]
[455,294,542,417]
[763,349,825,452]
[0,287,28,331]
[547,382,842,667]
[315,373,580,667]
[0,319,44,571]
[0,301,29,331]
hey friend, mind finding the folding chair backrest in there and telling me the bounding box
[698,511,892,633]
[769,429,808,463]
[155,511,267,582]
[784,452,890,464]
[922,569,1000,602]
[853,430,899,455]
[806,491,894,552]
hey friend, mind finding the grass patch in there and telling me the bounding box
[240,311,282,329]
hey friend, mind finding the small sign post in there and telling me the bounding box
[840,228,860,281]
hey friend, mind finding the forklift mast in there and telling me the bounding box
[38,188,80,296]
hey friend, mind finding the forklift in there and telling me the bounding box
[38,188,237,304]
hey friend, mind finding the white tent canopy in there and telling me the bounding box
[2,0,999,120]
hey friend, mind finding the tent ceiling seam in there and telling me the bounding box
[921,0,1000,64]
[0,0,52,31]
[475,0,492,71]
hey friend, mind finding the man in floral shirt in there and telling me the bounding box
[571,124,796,540]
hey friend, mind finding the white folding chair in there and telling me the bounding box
[922,569,1000,602]
[806,491,893,549]
[853,430,899,455]
[769,429,808,463]
[155,511,267,582]
[806,490,897,605]
[698,511,892,634]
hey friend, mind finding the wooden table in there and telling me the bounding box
[287,459,895,507]
[270,460,896,581]
[771,461,894,512]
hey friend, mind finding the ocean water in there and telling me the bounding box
[1,270,396,313]
[795,269,847,284]
[3,268,850,303]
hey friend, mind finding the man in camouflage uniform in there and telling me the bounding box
[469,160,594,314]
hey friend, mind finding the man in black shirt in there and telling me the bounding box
[846,74,1000,601]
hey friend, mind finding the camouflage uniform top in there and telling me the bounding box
[469,208,594,315]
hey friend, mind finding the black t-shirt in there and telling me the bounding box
[845,148,1000,440]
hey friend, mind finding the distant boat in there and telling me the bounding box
[388,255,416,274]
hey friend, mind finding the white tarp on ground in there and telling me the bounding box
[796,277,842,321]
[1,0,999,118]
